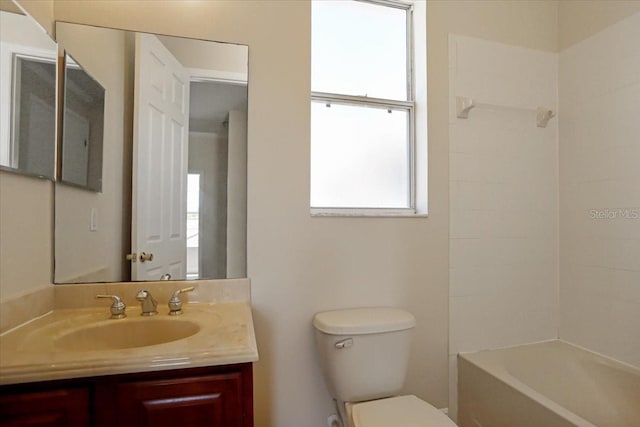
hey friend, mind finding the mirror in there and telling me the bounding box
[54,22,248,284]
[61,52,105,191]
[0,1,57,180]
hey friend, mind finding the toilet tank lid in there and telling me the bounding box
[313,307,416,335]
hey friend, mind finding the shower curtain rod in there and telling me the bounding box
[455,95,555,128]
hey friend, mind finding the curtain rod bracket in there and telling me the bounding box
[456,96,475,119]
[536,107,555,128]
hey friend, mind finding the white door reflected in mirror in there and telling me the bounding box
[131,32,190,281]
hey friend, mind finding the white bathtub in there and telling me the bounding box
[458,340,640,427]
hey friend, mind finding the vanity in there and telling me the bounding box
[0,279,258,426]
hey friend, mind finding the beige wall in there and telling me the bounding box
[0,172,52,298]
[559,0,640,50]
[0,0,55,300]
[428,1,558,55]
[16,0,54,35]
[0,0,22,15]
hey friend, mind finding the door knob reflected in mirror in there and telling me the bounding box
[139,252,154,263]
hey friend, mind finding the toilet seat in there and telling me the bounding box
[348,395,457,427]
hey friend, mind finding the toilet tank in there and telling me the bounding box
[313,307,416,403]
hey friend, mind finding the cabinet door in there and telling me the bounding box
[0,388,89,427]
[116,372,245,427]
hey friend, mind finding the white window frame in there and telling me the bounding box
[311,0,426,217]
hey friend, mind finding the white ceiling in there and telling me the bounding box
[189,81,247,134]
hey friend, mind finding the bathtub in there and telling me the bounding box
[458,340,640,427]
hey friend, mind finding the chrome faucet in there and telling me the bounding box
[135,289,158,316]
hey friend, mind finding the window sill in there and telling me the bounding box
[310,208,428,218]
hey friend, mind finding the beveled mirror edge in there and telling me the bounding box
[58,50,106,193]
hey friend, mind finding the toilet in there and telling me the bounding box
[313,307,456,427]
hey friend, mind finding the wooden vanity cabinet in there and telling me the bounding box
[0,363,253,427]
[0,387,90,427]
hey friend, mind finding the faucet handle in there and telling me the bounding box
[168,286,195,316]
[96,294,126,319]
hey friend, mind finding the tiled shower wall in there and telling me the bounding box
[559,12,640,369]
[448,13,640,419]
[448,35,559,419]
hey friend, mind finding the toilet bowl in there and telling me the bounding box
[313,307,456,427]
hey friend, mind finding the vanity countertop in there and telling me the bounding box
[0,302,257,385]
[0,280,258,386]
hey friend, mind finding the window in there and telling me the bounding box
[311,0,425,215]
